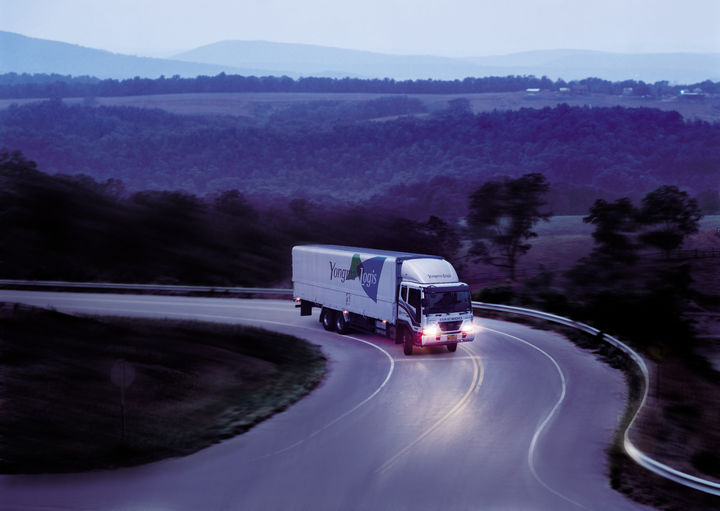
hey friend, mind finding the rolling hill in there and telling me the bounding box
[0,31,263,79]
[172,40,484,79]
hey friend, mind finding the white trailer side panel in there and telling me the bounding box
[292,245,398,323]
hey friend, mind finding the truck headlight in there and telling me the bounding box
[461,321,475,335]
[422,323,441,337]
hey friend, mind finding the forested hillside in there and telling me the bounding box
[1,98,719,217]
[0,150,461,284]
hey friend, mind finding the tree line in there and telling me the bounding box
[0,72,718,99]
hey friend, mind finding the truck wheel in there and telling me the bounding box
[402,328,413,355]
[320,308,336,331]
[447,342,458,352]
[335,311,350,334]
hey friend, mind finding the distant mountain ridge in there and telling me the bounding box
[173,40,480,80]
[174,40,720,82]
[0,31,261,79]
[1,30,719,82]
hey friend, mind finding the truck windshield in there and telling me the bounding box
[424,290,472,315]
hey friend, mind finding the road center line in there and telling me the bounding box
[375,344,484,474]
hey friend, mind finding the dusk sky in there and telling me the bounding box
[2,0,719,57]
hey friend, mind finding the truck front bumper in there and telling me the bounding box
[419,331,475,346]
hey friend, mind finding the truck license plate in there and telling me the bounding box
[448,334,457,342]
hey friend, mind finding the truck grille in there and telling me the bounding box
[439,321,462,332]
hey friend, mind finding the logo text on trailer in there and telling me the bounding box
[329,253,386,302]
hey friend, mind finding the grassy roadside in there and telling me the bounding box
[0,303,326,474]
[474,309,720,511]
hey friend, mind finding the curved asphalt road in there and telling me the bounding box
[0,291,654,511]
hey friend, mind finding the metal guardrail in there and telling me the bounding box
[0,279,717,495]
[472,301,720,497]
[0,279,294,295]
[665,248,720,259]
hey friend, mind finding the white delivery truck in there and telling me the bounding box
[292,245,475,355]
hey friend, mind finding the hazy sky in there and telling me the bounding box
[2,0,719,57]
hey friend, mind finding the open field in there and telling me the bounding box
[1,90,718,122]
[0,304,326,473]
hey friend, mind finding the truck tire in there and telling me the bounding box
[402,328,413,356]
[335,311,350,334]
[320,308,336,331]
[447,342,458,352]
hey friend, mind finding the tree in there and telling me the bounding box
[468,173,551,280]
[420,215,461,262]
[638,185,703,258]
[362,215,461,265]
[584,197,639,264]
[566,198,639,290]
[0,148,37,172]
[213,189,256,219]
[446,98,472,116]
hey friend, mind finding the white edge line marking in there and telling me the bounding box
[250,330,395,460]
[484,326,587,510]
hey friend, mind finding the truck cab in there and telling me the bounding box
[396,259,475,354]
